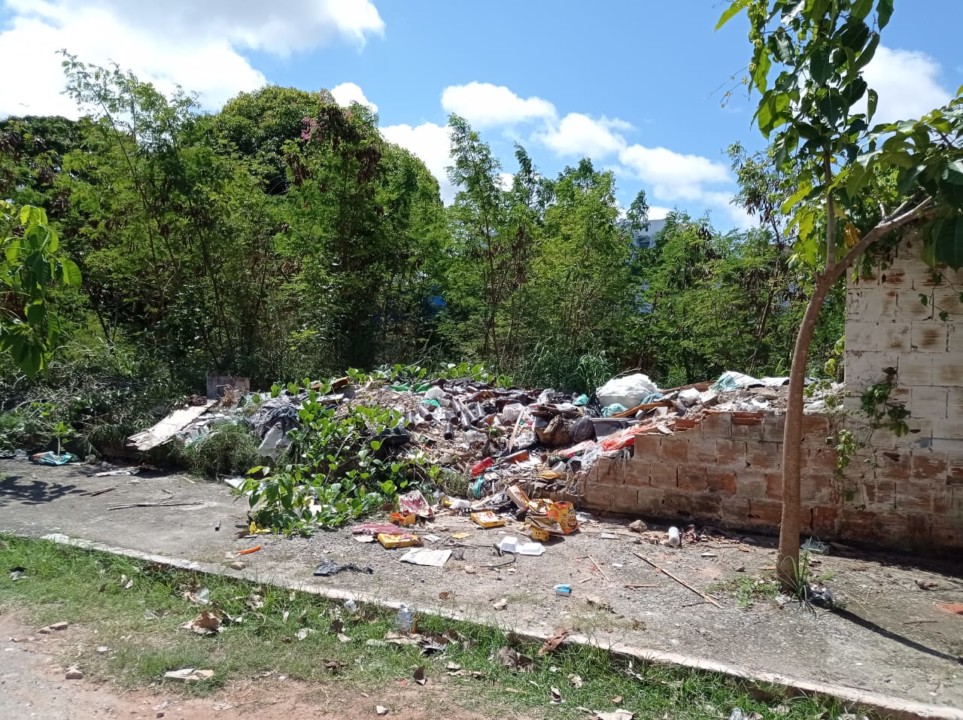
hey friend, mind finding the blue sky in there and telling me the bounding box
[1,0,961,228]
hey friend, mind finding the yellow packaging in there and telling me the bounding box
[470,511,507,529]
[377,533,422,549]
[389,512,417,527]
[546,501,579,535]
[528,524,551,542]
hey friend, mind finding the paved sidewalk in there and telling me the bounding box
[2,459,961,716]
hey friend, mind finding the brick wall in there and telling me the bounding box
[582,233,963,554]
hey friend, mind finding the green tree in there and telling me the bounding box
[444,114,515,366]
[0,203,82,377]
[720,0,963,587]
[521,160,635,389]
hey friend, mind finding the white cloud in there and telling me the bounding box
[441,82,556,128]
[864,46,952,123]
[617,144,731,202]
[381,121,455,202]
[0,0,384,117]
[330,82,378,113]
[647,206,672,221]
[497,172,514,191]
[536,113,628,158]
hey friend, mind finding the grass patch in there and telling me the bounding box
[0,535,860,718]
[708,575,782,609]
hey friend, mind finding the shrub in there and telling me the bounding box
[243,378,440,534]
[187,422,260,479]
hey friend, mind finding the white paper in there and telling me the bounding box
[399,549,452,567]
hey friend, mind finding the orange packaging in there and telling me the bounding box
[377,533,422,549]
[546,501,579,535]
[389,512,417,527]
[470,511,507,529]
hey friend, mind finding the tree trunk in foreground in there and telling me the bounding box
[776,199,933,590]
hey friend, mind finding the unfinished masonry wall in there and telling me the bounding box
[584,234,963,554]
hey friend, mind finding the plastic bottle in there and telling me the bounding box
[667,526,681,547]
[424,386,445,401]
[395,604,415,633]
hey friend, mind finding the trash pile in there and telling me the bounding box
[125,369,842,537]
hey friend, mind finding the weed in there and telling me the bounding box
[243,380,432,533]
[710,575,781,609]
[186,422,260,478]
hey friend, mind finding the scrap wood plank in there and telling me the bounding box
[126,400,216,451]
[613,400,675,419]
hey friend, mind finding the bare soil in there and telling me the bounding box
[1,460,962,712]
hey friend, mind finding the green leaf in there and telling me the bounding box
[59,258,82,286]
[942,159,963,185]
[851,0,873,20]
[752,52,772,94]
[928,215,963,271]
[715,0,749,30]
[810,43,833,85]
[855,34,880,72]
[781,182,813,214]
[867,88,879,121]
[24,301,46,326]
[877,0,894,29]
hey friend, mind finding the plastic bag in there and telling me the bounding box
[596,374,659,409]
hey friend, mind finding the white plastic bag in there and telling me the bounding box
[595,374,659,409]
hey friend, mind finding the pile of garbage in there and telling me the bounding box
[126,370,842,512]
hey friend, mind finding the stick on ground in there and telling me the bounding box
[634,552,721,608]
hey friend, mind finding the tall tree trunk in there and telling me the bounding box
[776,198,933,590]
[776,270,836,586]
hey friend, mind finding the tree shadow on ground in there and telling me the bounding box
[0,475,88,506]
[834,606,963,666]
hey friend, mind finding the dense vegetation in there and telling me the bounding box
[0,58,842,456]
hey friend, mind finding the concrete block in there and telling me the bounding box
[895,481,934,514]
[846,321,879,352]
[632,434,661,458]
[658,437,689,463]
[735,470,768,500]
[897,355,933,386]
[746,442,778,472]
[698,412,731,439]
[688,437,719,464]
[648,464,678,489]
[715,439,748,468]
[747,499,783,528]
[762,414,786,442]
[934,358,963,387]
[876,322,912,352]
[911,452,947,480]
[949,388,963,421]
[911,387,948,420]
[706,468,737,495]
[677,467,707,492]
[810,505,839,535]
[635,487,666,515]
[719,497,751,526]
[896,290,934,321]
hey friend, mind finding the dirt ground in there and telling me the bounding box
[0,613,503,720]
[1,460,962,713]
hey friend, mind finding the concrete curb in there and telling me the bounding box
[37,533,963,720]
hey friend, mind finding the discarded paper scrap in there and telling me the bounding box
[399,549,452,567]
